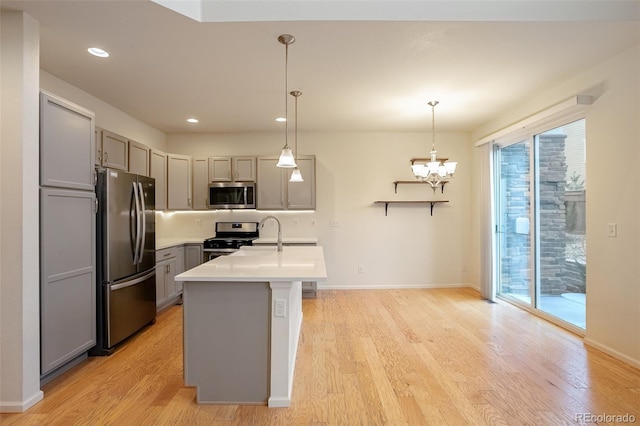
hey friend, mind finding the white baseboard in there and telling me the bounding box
[583,338,640,370]
[318,283,470,290]
[0,390,44,413]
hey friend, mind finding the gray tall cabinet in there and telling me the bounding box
[40,92,96,378]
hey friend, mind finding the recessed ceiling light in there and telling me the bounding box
[187,118,199,123]
[275,117,286,122]
[87,47,109,58]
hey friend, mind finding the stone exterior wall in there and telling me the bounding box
[538,134,568,295]
[499,142,531,294]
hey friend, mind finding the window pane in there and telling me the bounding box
[535,118,586,329]
[497,140,532,304]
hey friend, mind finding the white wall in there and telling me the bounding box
[165,130,472,288]
[0,11,44,412]
[470,44,640,367]
[40,71,167,151]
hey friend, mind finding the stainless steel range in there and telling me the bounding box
[203,222,260,262]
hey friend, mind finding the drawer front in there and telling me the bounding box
[156,246,178,261]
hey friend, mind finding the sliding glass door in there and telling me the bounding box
[495,119,586,330]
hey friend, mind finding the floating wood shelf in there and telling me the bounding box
[374,200,449,216]
[392,180,447,194]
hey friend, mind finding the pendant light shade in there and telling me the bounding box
[277,148,297,167]
[289,90,304,182]
[276,34,297,168]
[289,168,304,182]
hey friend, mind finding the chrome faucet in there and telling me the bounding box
[259,215,283,252]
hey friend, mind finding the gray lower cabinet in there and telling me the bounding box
[156,247,177,311]
[184,244,203,271]
[156,246,184,311]
[40,188,96,375]
[156,244,203,308]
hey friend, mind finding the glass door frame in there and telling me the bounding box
[491,111,587,336]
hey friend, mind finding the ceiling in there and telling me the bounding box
[2,1,639,134]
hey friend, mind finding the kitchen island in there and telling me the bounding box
[174,245,327,407]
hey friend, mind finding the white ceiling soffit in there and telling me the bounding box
[152,0,640,23]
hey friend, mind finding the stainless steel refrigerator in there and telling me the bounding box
[92,168,156,355]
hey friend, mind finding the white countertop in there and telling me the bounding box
[253,237,318,245]
[156,237,204,250]
[175,245,327,282]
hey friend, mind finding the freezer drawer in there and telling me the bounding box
[106,270,156,348]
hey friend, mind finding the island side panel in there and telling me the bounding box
[268,280,303,408]
[183,281,270,405]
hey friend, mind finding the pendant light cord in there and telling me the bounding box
[429,100,438,152]
[284,42,289,149]
[294,92,298,160]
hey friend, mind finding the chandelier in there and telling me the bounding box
[411,101,457,193]
[276,34,297,168]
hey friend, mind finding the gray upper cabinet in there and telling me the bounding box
[95,127,103,166]
[257,155,316,210]
[209,156,256,182]
[287,155,316,210]
[100,130,128,171]
[167,153,192,210]
[192,157,209,210]
[128,140,150,176]
[233,157,256,181]
[256,157,286,210]
[150,149,167,210]
[40,91,96,191]
[209,157,232,182]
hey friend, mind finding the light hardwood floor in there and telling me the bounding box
[2,288,639,425]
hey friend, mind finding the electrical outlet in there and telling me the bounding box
[274,299,286,318]
[330,220,341,227]
[196,219,201,227]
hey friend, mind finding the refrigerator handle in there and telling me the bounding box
[132,182,142,265]
[138,182,146,265]
[109,269,156,291]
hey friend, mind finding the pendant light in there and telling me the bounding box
[411,101,457,193]
[276,34,297,168]
[289,90,304,182]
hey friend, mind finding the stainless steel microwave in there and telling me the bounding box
[208,182,256,209]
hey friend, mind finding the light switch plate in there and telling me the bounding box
[607,223,617,237]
